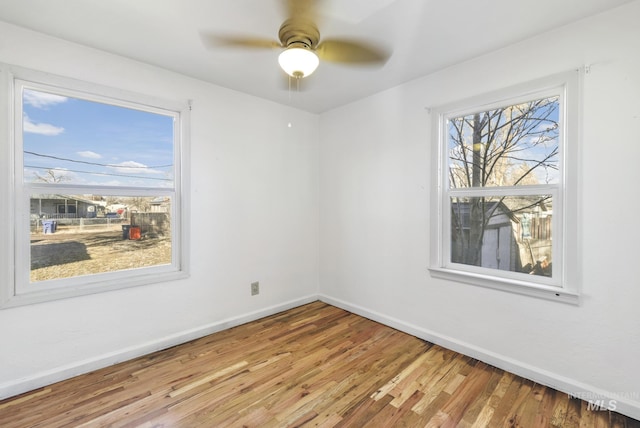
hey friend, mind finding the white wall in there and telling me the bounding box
[2,1,640,421]
[0,22,319,397]
[319,1,640,420]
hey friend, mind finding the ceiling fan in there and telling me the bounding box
[202,0,390,79]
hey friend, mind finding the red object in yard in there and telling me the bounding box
[129,226,141,240]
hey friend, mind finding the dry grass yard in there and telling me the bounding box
[30,228,171,282]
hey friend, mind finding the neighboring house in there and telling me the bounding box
[31,195,106,219]
[451,200,552,275]
[149,196,170,213]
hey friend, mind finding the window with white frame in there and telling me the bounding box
[429,71,580,303]
[1,65,189,308]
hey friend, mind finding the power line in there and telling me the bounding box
[24,150,173,169]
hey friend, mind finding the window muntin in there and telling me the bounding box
[430,71,580,302]
[445,96,559,281]
[2,68,188,308]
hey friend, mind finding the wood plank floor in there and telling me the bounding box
[1,301,638,427]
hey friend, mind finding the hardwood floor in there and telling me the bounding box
[1,301,638,427]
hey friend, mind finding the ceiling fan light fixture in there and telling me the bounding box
[278,46,319,78]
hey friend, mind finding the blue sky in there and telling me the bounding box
[447,96,560,187]
[23,89,174,188]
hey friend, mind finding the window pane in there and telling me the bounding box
[30,193,172,283]
[23,89,174,188]
[448,97,559,188]
[450,195,552,277]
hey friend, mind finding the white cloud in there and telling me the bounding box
[109,160,163,175]
[49,167,73,177]
[77,150,102,159]
[23,115,64,136]
[23,89,68,109]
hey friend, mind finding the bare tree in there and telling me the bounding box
[448,97,559,271]
[34,168,70,183]
[124,196,153,212]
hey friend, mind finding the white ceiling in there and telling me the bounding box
[0,0,633,113]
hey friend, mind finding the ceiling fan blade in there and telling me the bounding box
[200,32,282,50]
[316,39,390,65]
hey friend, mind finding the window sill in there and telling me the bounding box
[1,270,189,309]
[428,267,579,305]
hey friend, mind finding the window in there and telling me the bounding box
[1,65,189,308]
[429,71,581,303]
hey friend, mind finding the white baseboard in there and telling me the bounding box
[319,294,640,422]
[0,294,318,401]
[4,293,638,421]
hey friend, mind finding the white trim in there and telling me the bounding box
[3,294,638,420]
[1,63,191,308]
[429,70,581,300]
[5,270,189,309]
[319,294,640,421]
[0,294,318,400]
[0,65,15,307]
[428,267,579,304]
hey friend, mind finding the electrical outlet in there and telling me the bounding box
[251,281,259,296]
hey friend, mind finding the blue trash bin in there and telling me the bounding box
[42,220,54,234]
[122,224,131,240]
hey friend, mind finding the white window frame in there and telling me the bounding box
[429,71,581,304]
[0,64,190,308]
